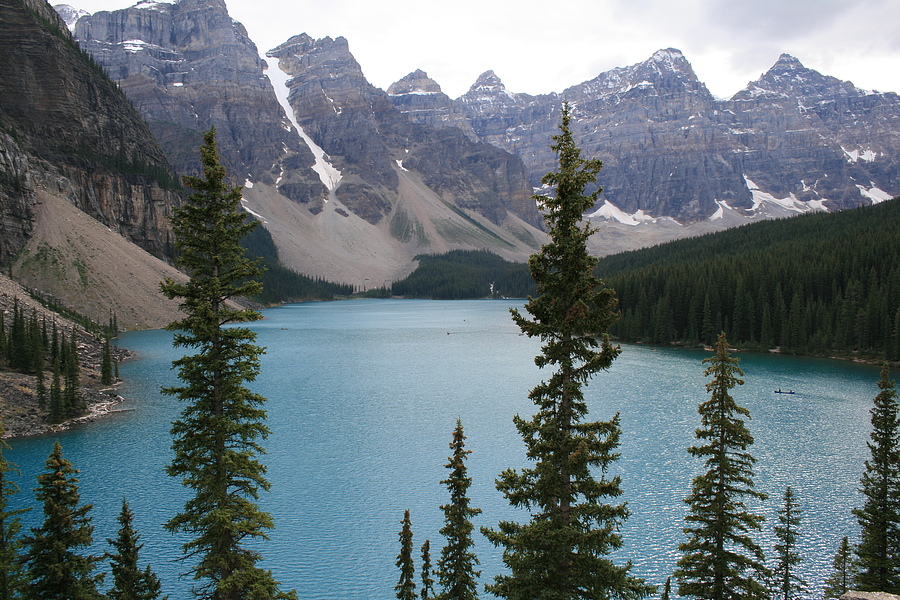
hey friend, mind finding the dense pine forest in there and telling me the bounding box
[390,250,537,299]
[596,198,900,359]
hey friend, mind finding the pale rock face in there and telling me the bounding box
[392,48,899,223]
[69,0,324,201]
[267,34,542,228]
[1,0,180,263]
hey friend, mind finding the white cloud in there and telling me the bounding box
[65,0,900,100]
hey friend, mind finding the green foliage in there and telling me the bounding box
[436,420,481,600]
[0,426,28,600]
[421,540,435,600]
[160,129,295,600]
[771,487,807,600]
[483,103,651,600]
[823,537,855,599]
[107,498,164,600]
[598,198,900,359]
[675,333,768,600]
[853,364,900,593]
[22,441,104,600]
[397,510,416,600]
[239,223,352,303]
[391,250,535,300]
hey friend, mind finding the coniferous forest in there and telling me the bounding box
[597,198,900,359]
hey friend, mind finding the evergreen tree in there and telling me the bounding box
[49,356,65,424]
[437,420,481,600]
[35,352,46,409]
[396,509,416,600]
[22,441,103,599]
[823,537,855,599]
[853,364,900,593]
[771,487,807,600]
[0,424,28,600]
[63,330,81,416]
[661,577,672,600]
[160,129,294,600]
[675,333,768,600]
[107,498,164,600]
[482,103,651,600]
[101,337,114,386]
[421,539,435,600]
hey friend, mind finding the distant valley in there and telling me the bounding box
[1,0,899,330]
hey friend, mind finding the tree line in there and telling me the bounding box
[596,199,900,359]
[393,107,900,600]
[240,223,354,304]
[0,300,117,423]
[389,250,537,300]
[1,114,896,600]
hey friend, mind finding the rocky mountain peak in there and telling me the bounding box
[387,69,442,95]
[466,70,515,98]
[736,52,861,102]
[564,47,708,103]
[54,3,89,30]
[650,47,691,73]
[70,0,315,191]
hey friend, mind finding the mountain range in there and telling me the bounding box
[1,0,898,327]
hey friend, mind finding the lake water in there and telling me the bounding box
[5,299,882,599]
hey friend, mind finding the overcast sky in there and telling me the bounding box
[67,0,900,100]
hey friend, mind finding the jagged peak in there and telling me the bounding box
[735,52,864,101]
[566,47,705,100]
[651,48,686,65]
[470,70,504,91]
[646,47,697,78]
[387,69,443,96]
[52,4,90,31]
[773,53,804,69]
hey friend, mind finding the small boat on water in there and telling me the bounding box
[775,389,796,395]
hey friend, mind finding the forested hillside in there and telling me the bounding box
[391,250,536,299]
[597,199,900,359]
[241,224,353,303]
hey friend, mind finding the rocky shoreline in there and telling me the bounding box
[0,277,136,439]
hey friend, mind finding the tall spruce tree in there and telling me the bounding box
[853,364,900,593]
[482,103,651,600]
[823,537,855,599]
[0,425,28,600]
[22,441,104,600]
[397,509,416,600]
[421,539,435,600]
[675,332,768,600]
[437,419,481,600]
[771,487,807,600]
[160,129,294,600]
[107,498,164,600]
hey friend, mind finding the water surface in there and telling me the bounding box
[7,299,879,598]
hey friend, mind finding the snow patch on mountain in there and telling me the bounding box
[842,146,878,163]
[744,176,828,215]
[856,184,894,204]
[53,4,89,30]
[586,201,668,226]
[267,65,342,192]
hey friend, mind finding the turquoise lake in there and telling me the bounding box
[5,299,882,598]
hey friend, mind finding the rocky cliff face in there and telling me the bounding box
[70,0,324,198]
[0,0,179,263]
[267,34,542,229]
[721,54,900,210]
[390,49,899,222]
